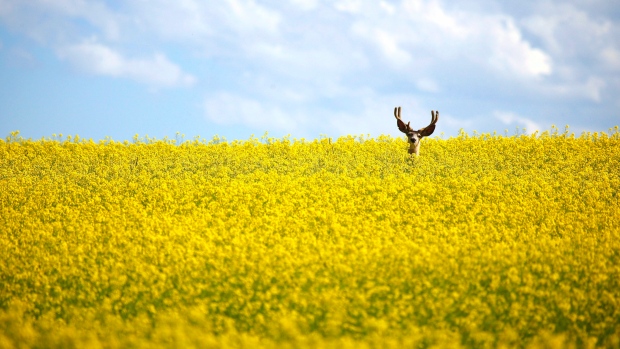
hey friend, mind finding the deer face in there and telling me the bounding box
[394,107,439,155]
[405,130,422,145]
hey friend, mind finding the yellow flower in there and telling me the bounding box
[0,129,619,348]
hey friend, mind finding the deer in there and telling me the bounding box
[394,107,439,155]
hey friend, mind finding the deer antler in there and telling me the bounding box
[394,106,413,134]
[419,110,439,137]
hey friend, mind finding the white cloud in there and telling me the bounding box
[416,78,439,93]
[581,77,606,103]
[349,1,552,80]
[224,0,281,34]
[521,4,612,58]
[486,17,552,77]
[129,0,281,43]
[203,90,422,138]
[289,0,319,11]
[1,0,618,138]
[204,93,305,133]
[334,0,363,14]
[495,111,542,134]
[0,0,121,42]
[352,24,411,68]
[440,114,474,133]
[541,77,606,102]
[379,1,395,15]
[512,3,618,103]
[327,98,408,137]
[602,47,620,71]
[248,43,355,81]
[58,39,196,88]
[0,1,556,83]
[409,0,469,39]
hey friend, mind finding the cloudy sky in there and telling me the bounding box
[1,0,619,141]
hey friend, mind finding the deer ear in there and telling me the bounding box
[396,118,408,133]
[419,124,436,137]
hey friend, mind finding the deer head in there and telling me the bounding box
[394,107,439,155]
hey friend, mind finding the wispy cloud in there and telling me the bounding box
[58,39,196,88]
[601,47,620,71]
[1,0,618,140]
[204,92,305,133]
[495,111,542,134]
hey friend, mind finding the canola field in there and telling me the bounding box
[1,128,620,348]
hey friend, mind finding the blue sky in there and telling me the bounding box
[1,0,619,141]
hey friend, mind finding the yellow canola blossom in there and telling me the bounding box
[1,128,619,348]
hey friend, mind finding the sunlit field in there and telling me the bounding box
[1,127,619,348]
